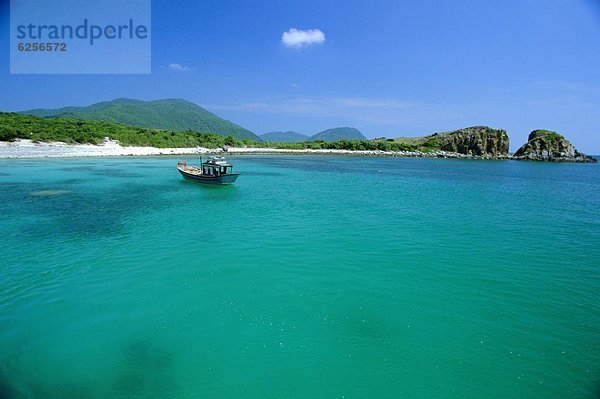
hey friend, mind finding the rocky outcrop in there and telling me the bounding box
[513,130,596,163]
[427,126,509,156]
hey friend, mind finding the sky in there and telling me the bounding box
[0,0,599,152]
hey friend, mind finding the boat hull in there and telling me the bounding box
[178,168,240,185]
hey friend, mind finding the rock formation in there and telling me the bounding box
[428,126,509,156]
[513,130,596,163]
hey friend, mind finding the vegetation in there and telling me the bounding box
[531,129,565,143]
[21,98,261,141]
[0,112,444,152]
[310,127,367,141]
[260,131,310,142]
[0,112,256,148]
[260,128,371,143]
[260,139,420,152]
[421,136,443,152]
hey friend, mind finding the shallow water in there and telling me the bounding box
[0,156,599,398]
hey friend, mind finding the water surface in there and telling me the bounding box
[0,156,598,398]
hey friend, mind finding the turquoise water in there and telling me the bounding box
[0,156,598,398]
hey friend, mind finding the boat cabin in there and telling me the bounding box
[202,156,234,176]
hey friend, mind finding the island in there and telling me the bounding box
[0,99,596,162]
[513,130,596,162]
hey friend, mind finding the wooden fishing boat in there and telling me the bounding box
[177,156,240,185]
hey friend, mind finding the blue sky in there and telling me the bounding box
[1,0,599,152]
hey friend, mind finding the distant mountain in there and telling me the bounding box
[21,98,260,141]
[310,127,367,141]
[260,131,310,142]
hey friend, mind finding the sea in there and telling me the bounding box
[0,155,598,398]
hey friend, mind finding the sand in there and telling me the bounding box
[0,139,498,159]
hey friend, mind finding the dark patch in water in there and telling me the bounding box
[0,181,174,239]
[57,164,154,178]
[0,357,94,399]
[113,340,177,398]
[58,165,100,173]
[246,156,388,176]
[0,340,177,398]
[122,341,173,370]
[0,375,11,399]
[60,178,89,185]
[590,381,600,399]
[1,162,42,168]
[88,169,145,178]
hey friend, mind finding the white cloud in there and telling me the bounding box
[168,62,191,72]
[281,28,325,49]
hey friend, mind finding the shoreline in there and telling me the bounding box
[0,140,595,162]
[0,139,508,160]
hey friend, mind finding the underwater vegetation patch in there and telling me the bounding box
[88,169,145,179]
[2,180,175,239]
[57,165,100,173]
[0,355,94,399]
[112,339,178,398]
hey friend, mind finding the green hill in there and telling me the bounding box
[0,112,256,148]
[260,131,310,142]
[21,98,260,141]
[310,127,367,141]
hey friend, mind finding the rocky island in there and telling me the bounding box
[513,130,597,163]
[428,126,509,157]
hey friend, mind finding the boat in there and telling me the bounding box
[177,156,240,185]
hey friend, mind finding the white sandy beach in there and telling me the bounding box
[0,139,214,158]
[0,139,496,159]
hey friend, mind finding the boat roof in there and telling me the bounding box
[203,156,232,166]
